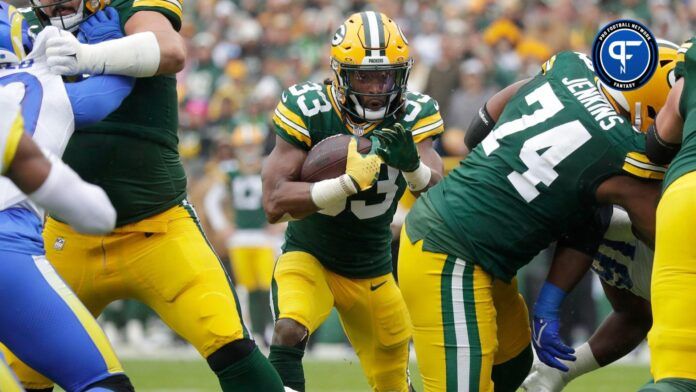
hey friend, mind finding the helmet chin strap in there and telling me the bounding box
[633,101,642,130]
[48,1,84,32]
[349,93,396,122]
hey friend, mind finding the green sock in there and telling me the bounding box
[215,347,284,392]
[249,290,272,338]
[269,344,305,392]
[639,378,696,392]
[491,344,533,392]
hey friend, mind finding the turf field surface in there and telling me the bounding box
[56,359,650,391]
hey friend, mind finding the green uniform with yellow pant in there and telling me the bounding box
[3,2,284,391]
[399,51,664,391]
[271,81,444,392]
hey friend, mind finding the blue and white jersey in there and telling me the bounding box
[591,207,653,301]
[0,27,132,255]
[0,28,74,218]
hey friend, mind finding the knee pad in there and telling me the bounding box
[83,374,134,392]
[207,338,257,372]
[492,344,533,392]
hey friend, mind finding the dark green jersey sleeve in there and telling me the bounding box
[271,83,316,151]
[118,0,183,31]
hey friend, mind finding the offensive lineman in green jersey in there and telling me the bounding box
[398,50,664,392]
[262,11,444,392]
[2,1,284,391]
[639,37,696,392]
[204,124,277,347]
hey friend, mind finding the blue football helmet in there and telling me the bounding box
[0,2,33,63]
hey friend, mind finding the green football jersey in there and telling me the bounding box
[663,37,696,190]
[406,51,664,282]
[220,160,267,230]
[272,82,444,278]
[23,0,185,226]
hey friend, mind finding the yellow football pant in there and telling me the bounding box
[398,225,530,392]
[272,251,412,391]
[229,246,275,291]
[5,203,248,388]
[0,357,23,392]
[649,171,696,381]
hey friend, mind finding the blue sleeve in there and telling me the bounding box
[65,75,135,128]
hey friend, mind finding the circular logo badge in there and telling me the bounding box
[592,19,658,91]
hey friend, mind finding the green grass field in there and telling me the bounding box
[65,359,650,391]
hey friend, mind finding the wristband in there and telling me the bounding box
[310,174,357,209]
[403,161,432,191]
[534,281,567,320]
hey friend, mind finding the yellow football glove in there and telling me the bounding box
[345,137,382,191]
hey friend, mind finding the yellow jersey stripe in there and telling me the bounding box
[274,108,309,138]
[625,153,667,173]
[9,6,24,60]
[276,102,308,130]
[133,0,182,17]
[2,112,24,175]
[622,162,665,180]
[273,113,311,147]
[413,119,444,136]
[412,112,442,131]
[413,123,444,143]
[626,151,663,166]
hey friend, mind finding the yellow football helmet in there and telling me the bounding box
[330,11,412,122]
[231,123,265,166]
[600,39,679,133]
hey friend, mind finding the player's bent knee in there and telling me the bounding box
[272,318,309,348]
[491,344,533,392]
[206,338,257,372]
[84,374,134,392]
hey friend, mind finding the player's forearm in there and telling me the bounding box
[150,29,186,74]
[588,310,651,367]
[546,247,593,293]
[125,11,185,75]
[263,181,319,223]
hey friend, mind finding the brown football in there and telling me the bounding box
[300,134,372,182]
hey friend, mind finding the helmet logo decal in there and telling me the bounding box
[361,11,386,58]
[332,24,346,47]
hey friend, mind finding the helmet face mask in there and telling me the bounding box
[29,0,108,32]
[330,11,412,123]
[332,60,412,122]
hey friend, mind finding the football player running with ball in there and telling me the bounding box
[263,11,444,392]
[2,0,284,391]
[397,51,664,392]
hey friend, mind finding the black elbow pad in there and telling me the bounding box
[465,104,496,150]
[646,123,681,165]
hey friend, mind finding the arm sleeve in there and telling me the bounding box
[464,104,496,150]
[65,75,134,128]
[558,206,613,257]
